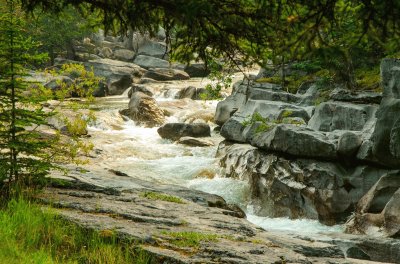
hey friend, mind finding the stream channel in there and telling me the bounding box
[82,75,343,239]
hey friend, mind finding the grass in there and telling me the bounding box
[0,199,152,264]
[140,191,185,204]
[161,231,218,248]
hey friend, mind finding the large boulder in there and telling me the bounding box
[133,55,170,69]
[214,82,248,126]
[120,92,164,127]
[114,49,136,62]
[157,123,211,140]
[250,124,337,160]
[220,99,310,143]
[136,39,168,59]
[370,58,400,168]
[308,102,377,132]
[143,68,190,81]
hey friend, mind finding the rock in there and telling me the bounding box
[217,142,395,225]
[143,68,190,81]
[133,55,170,69]
[382,188,400,236]
[381,58,400,99]
[177,137,214,147]
[44,76,73,91]
[120,92,164,127]
[330,88,382,104]
[157,123,211,140]
[99,47,113,58]
[250,124,337,159]
[370,59,400,168]
[101,40,124,50]
[114,49,136,62]
[137,39,168,59]
[337,132,363,158]
[176,86,206,100]
[37,172,359,264]
[108,75,133,95]
[345,173,400,237]
[55,58,146,95]
[184,63,210,77]
[75,53,102,62]
[214,83,247,126]
[308,102,377,132]
[128,84,153,98]
[248,87,301,104]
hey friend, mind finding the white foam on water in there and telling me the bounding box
[246,214,344,235]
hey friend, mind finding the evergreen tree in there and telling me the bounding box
[0,0,53,198]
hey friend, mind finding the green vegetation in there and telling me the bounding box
[140,191,185,204]
[161,231,218,248]
[200,61,233,100]
[0,0,98,199]
[0,199,152,264]
[0,0,54,198]
[242,111,305,134]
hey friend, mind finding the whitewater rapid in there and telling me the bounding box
[87,86,343,236]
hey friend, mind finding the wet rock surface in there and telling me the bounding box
[157,123,211,141]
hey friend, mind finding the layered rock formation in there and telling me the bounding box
[215,59,400,237]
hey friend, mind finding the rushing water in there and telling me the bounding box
[87,79,343,236]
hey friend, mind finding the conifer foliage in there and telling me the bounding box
[0,0,53,198]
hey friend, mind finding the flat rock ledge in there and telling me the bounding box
[38,171,398,264]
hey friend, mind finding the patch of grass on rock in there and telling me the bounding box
[161,231,219,248]
[140,191,185,204]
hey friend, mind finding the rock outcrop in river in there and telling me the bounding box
[216,59,400,238]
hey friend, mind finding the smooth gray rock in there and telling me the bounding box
[137,39,168,59]
[250,124,337,159]
[157,123,211,140]
[220,117,247,142]
[114,49,136,62]
[337,132,363,158]
[143,68,190,81]
[308,102,377,132]
[215,94,247,126]
[134,55,170,69]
